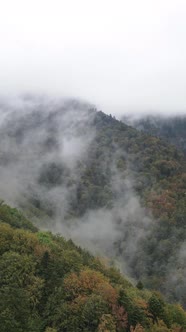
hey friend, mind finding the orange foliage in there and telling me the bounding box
[95,282,118,305]
[63,272,81,297]
[63,268,118,306]
[69,295,87,312]
[34,243,51,258]
[97,314,116,331]
[147,190,176,219]
[134,298,148,312]
[130,324,144,332]
[112,304,128,330]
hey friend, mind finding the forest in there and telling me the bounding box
[0,97,185,331]
[122,114,186,154]
[0,203,186,331]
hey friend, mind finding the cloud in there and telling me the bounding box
[0,1,186,115]
[0,96,152,266]
[0,96,95,212]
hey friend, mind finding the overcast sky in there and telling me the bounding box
[0,0,186,115]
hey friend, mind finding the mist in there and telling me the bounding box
[0,95,152,270]
[0,95,185,310]
[1,0,186,116]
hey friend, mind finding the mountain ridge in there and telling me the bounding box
[0,97,185,308]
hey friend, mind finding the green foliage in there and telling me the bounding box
[0,206,185,331]
[118,289,148,330]
[136,281,144,290]
[124,114,186,154]
[37,231,53,245]
[167,303,186,328]
[0,251,43,332]
[0,203,37,232]
[148,294,166,324]
[2,107,185,309]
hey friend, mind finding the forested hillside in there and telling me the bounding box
[0,97,185,310]
[0,204,186,332]
[122,114,186,154]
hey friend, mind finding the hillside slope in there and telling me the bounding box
[0,204,186,332]
[122,114,186,153]
[0,96,185,307]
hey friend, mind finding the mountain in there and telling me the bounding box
[0,203,186,331]
[0,96,185,309]
[122,114,186,154]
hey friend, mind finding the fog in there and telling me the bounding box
[0,95,185,307]
[1,0,186,115]
[0,0,186,307]
[0,96,153,268]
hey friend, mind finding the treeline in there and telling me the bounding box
[122,114,186,154]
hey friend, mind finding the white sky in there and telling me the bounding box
[0,0,186,115]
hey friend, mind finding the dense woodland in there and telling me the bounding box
[0,98,185,330]
[0,204,186,331]
[122,114,186,154]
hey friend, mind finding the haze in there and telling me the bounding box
[1,0,186,116]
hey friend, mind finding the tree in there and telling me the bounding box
[148,294,165,325]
